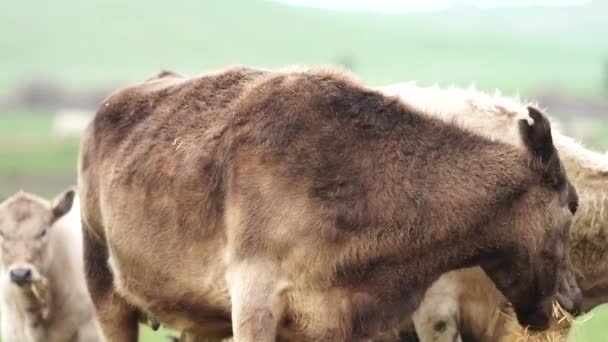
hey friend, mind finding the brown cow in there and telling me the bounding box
[0,189,100,342]
[379,82,601,341]
[78,66,578,341]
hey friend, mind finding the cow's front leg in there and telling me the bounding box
[226,260,285,342]
[82,224,139,342]
[46,314,80,342]
[46,301,96,342]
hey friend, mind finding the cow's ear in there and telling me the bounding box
[519,107,564,188]
[50,188,75,223]
[519,107,555,164]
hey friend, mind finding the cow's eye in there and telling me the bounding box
[568,201,578,215]
[36,229,47,239]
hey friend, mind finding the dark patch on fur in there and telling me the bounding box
[399,329,419,342]
[461,332,480,342]
[434,320,447,332]
[82,223,114,301]
[567,181,579,215]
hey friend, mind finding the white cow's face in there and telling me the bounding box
[0,190,74,288]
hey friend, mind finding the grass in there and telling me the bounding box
[140,324,178,342]
[567,304,608,342]
[0,111,54,137]
[0,0,607,97]
[0,111,79,198]
[0,111,81,174]
[599,124,608,150]
[0,138,79,175]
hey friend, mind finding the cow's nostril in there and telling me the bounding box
[570,298,583,316]
[10,268,32,286]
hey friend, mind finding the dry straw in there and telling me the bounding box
[499,302,577,342]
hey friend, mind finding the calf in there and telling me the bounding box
[79,66,578,341]
[379,82,603,341]
[0,189,99,342]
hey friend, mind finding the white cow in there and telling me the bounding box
[0,189,99,342]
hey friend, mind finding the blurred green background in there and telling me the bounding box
[0,0,607,340]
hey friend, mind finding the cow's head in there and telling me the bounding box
[481,107,581,331]
[0,189,75,288]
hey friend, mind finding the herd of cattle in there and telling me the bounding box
[0,66,606,342]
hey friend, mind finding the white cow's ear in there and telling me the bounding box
[51,188,75,223]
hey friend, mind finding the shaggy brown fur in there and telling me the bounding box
[378,83,602,342]
[78,66,577,342]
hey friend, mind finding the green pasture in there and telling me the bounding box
[0,112,78,174]
[139,325,178,342]
[568,304,608,342]
[600,125,608,149]
[0,0,607,96]
[0,111,79,198]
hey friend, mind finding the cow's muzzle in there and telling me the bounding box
[10,267,33,287]
[556,280,583,316]
[556,267,583,316]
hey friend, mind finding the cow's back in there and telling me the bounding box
[80,66,268,237]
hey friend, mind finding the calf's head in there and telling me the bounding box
[0,189,75,288]
[481,107,581,331]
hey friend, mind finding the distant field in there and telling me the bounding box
[0,0,607,98]
[0,111,79,198]
[601,125,608,149]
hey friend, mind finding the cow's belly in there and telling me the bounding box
[104,211,232,334]
[99,170,233,331]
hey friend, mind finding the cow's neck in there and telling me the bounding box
[336,228,516,339]
[412,223,515,288]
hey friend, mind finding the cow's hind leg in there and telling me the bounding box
[82,224,139,342]
[226,260,285,342]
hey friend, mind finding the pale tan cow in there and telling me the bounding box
[0,189,99,342]
[79,67,579,341]
[379,82,606,342]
